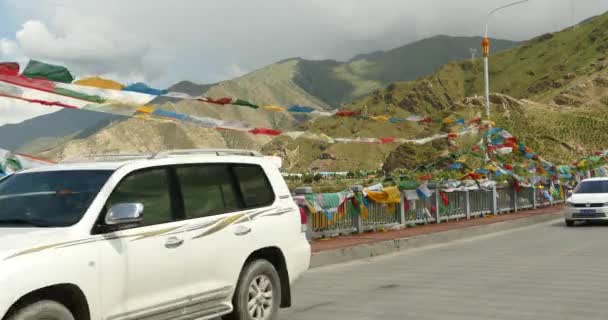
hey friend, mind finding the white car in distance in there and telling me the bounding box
[565,177,608,226]
[0,149,310,320]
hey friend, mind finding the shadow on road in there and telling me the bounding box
[550,220,608,228]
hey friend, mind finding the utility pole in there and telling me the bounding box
[483,0,530,120]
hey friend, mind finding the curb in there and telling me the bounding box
[310,211,562,268]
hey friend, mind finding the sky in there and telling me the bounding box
[0,0,607,88]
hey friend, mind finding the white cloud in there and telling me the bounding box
[0,98,61,126]
[220,63,247,80]
[0,39,18,57]
[0,0,607,87]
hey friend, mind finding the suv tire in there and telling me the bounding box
[7,300,74,320]
[226,259,281,320]
[565,219,575,227]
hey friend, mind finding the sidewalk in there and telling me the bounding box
[311,205,564,253]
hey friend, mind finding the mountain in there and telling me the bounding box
[0,109,125,153]
[195,36,518,108]
[262,11,608,172]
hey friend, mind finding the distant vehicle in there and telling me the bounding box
[565,177,608,226]
[0,149,310,320]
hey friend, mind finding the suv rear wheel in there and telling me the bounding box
[226,259,281,320]
[7,300,74,320]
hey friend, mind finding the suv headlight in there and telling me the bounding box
[566,201,575,207]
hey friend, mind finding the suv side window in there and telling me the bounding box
[107,168,173,227]
[232,164,275,208]
[177,164,243,219]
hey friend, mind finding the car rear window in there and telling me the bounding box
[176,164,243,218]
[176,163,275,219]
[232,165,275,208]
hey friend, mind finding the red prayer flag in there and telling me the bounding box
[249,128,282,136]
[0,74,55,92]
[0,92,78,109]
[197,97,234,105]
[335,110,360,117]
[379,137,396,144]
[0,62,19,76]
[440,192,449,206]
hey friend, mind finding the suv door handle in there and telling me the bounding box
[234,225,251,236]
[165,236,184,249]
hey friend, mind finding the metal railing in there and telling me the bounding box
[439,191,467,221]
[496,187,514,213]
[363,201,401,230]
[518,187,534,210]
[298,184,564,239]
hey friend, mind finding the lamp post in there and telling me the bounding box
[482,0,530,119]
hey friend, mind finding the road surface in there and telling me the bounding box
[279,220,608,320]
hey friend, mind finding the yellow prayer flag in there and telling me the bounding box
[262,105,286,112]
[137,105,155,114]
[370,115,390,121]
[74,76,124,90]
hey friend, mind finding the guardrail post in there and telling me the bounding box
[465,189,471,220]
[492,185,498,215]
[532,187,537,209]
[513,187,519,212]
[399,191,407,226]
[434,188,441,224]
[351,185,364,234]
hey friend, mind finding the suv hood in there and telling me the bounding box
[0,228,74,261]
[569,193,608,203]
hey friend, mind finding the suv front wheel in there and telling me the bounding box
[227,259,281,320]
[7,300,74,320]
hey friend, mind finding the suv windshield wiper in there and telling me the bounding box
[0,219,52,227]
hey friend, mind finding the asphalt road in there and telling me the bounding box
[279,219,608,320]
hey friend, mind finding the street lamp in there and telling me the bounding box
[482,0,530,119]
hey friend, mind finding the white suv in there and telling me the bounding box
[0,149,310,320]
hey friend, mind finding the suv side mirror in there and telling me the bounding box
[106,203,144,225]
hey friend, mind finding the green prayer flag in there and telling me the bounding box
[53,87,106,103]
[23,60,74,83]
[233,99,259,109]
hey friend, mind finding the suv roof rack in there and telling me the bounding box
[151,149,262,159]
[60,153,153,163]
[60,149,262,163]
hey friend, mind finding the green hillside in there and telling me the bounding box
[265,12,608,172]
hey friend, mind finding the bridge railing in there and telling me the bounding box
[296,184,564,240]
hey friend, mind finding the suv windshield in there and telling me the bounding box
[573,181,608,194]
[0,170,113,227]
